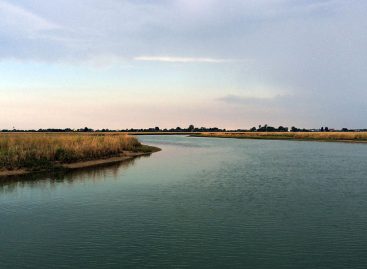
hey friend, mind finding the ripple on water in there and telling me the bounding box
[1,136,367,268]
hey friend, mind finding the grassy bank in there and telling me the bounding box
[191,132,367,142]
[0,133,159,173]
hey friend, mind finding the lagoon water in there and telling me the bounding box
[1,135,367,268]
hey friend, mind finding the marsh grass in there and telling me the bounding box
[194,132,367,141]
[0,133,143,170]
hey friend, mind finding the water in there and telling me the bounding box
[1,135,367,268]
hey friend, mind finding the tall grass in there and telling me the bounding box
[195,132,367,141]
[0,133,142,169]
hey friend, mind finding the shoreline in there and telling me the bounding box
[190,134,367,144]
[0,146,161,178]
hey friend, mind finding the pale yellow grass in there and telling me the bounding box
[195,132,367,141]
[0,133,141,169]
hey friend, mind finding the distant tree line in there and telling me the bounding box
[0,125,226,133]
[246,125,367,132]
[1,125,366,133]
[1,127,93,133]
[121,125,226,133]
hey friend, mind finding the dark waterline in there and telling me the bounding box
[1,135,367,268]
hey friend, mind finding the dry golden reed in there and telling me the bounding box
[196,132,367,141]
[0,133,141,169]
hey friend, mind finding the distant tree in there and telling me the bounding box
[320,127,324,132]
[81,127,93,132]
[188,124,195,132]
[257,124,276,132]
[325,127,329,132]
[341,128,349,132]
[155,126,160,131]
[250,127,257,132]
[277,126,288,132]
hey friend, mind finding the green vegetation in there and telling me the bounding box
[134,144,161,153]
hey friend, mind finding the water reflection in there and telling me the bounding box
[0,155,150,194]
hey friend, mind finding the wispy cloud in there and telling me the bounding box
[0,0,59,32]
[134,56,235,63]
[217,94,291,106]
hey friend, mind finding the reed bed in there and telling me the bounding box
[194,132,367,142]
[0,133,143,169]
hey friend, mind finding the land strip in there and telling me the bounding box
[0,133,160,177]
[190,132,367,143]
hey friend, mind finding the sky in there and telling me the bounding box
[0,0,366,130]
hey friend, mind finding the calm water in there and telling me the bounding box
[1,135,367,268]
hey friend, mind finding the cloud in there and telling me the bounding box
[0,0,60,33]
[217,94,290,106]
[0,0,351,63]
[0,0,365,66]
[134,56,235,63]
[0,0,66,61]
[1,0,367,128]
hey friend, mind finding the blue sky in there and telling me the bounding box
[0,0,366,129]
